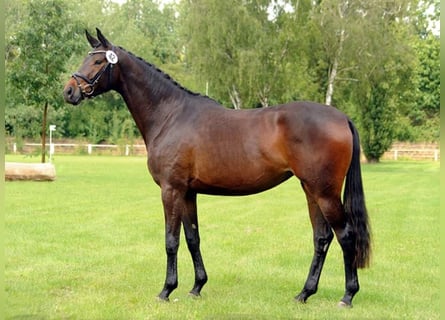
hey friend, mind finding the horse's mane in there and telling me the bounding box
[119,46,216,102]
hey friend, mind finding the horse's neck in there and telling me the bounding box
[115,55,185,146]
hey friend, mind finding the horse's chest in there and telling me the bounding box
[147,146,193,186]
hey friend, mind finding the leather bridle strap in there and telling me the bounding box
[71,49,116,97]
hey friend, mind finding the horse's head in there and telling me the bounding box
[63,28,119,105]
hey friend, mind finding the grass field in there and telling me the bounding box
[5,155,440,319]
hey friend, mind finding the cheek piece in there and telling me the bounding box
[71,48,118,98]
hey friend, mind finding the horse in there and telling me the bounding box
[63,28,371,307]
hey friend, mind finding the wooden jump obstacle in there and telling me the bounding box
[5,162,56,181]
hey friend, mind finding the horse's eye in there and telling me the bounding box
[94,59,103,65]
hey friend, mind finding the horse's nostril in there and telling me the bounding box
[66,86,73,96]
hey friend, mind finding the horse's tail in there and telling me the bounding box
[343,119,371,269]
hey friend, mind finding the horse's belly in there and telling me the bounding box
[189,169,293,196]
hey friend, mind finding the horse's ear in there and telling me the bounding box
[96,28,111,48]
[86,29,100,48]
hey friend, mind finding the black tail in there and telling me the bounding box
[343,120,371,268]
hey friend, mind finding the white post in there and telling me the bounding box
[49,125,56,162]
[13,143,17,153]
[87,144,92,155]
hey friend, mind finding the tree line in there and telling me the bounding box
[5,0,440,162]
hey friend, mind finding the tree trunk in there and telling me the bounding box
[41,101,48,163]
[258,85,270,107]
[229,85,242,109]
[325,28,345,106]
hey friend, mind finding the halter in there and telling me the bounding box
[71,49,118,97]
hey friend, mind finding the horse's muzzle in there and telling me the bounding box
[63,80,83,105]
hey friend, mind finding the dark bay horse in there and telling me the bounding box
[63,29,371,307]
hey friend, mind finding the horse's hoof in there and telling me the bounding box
[337,301,352,308]
[188,292,201,299]
[294,295,307,304]
[156,296,169,302]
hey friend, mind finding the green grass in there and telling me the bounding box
[5,155,440,319]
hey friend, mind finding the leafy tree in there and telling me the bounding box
[80,0,180,66]
[412,33,440,141]
[181,0,262,108]
[307,0,419,162]
[359,84,397,162]
[252,0,315,106]
[6,0,83,162]
[181,0,302,108]
[416,34,440,118]
[307,0,355,106]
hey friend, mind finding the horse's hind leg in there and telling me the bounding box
[316,196,360,307]
[181,191,208,297]
[295,189,334,303]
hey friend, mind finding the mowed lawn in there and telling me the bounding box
[5,155,440,319]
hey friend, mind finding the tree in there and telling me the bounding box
[252,0,315,107]
[181,0,301,109]
[405,0,440,141]
[359,84,395,162]
[181,0,260,108]
[412,33,440,141]
[355,0,419,162]
[308,0,420,162]
[7,0,83,162]
[308,0,354,106]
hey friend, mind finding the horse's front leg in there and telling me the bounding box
[182,191,208,297]
[157,186,184,301]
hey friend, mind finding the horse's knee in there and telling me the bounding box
[185,232,200,250]
[165,233,180,255]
